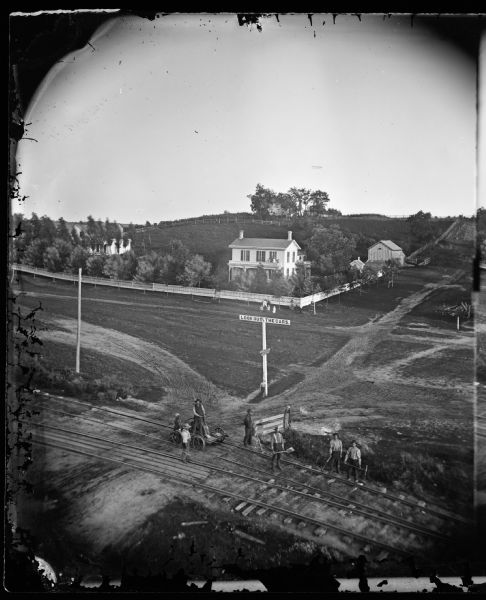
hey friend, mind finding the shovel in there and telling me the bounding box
[274,447,295,455]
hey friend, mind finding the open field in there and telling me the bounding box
[9,262,480,583]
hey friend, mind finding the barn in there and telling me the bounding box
[367,240,406,266]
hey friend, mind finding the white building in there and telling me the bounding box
[349,257,366,272]
[367,240,405,266]
[228,230,309,281]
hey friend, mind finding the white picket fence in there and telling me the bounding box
[11,263,363,309]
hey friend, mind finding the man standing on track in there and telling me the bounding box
[271,425,285,472]
[181,424,191,462]
[243,408,254,447]
[193,398,206,436]
[329,433,343,474]
[344,440,362,482]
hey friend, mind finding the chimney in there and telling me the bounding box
[287,231,292,240]
[239,230,244,239]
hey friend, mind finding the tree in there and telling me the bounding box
[247,184,275,219]
[135,251,163,283]
[24,239,49,267]
[287,188,313,217]
[39,215,57,244]
[53,238,73,270]
[86,215,98,239]
[122,250,138,280]
[233,270,254,292]
[269,269,292,298]
[86,254,107,277]
[56,217,72,242]
[211,264,236,291]
[103,254,124,279]
[382,259,400,288]
[407,211,434,246]
[307,190,330,216]
[290,262,314,297]
[43,246,63,272]
[70,226,81,246]
[178,254,212,287]
[306,224,357,275]
[250,265,269,294]
[159,240,191,284]
[70,246,90,273]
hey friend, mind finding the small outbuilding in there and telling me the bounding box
[349,257,366,272]
[367,240,405,266]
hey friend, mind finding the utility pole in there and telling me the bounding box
[261,319,268,397]
[76,268,82,373]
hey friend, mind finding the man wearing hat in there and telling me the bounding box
[181,423,191,462]
[271,425,285,472]
[243,408,254,447]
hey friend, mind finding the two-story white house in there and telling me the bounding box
[367,240,406,266]
[228,230,309,281]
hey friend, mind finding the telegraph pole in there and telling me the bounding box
[76,268,82,373]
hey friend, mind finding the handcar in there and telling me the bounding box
[169,418,227,451]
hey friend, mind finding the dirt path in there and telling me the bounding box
[259,281,473,412]
[40,316,212,399]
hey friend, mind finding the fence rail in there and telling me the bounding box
[11,263,363,309]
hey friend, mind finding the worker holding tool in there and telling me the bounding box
[271,425,285,472]
[329,433,343,474]
[344,440,362,483]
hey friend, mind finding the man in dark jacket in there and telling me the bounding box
[243,408,254,447]
[271,426,285,472]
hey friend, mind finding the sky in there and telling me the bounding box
[14,13,479,223]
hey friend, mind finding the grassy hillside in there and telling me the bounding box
[134,217,454,267]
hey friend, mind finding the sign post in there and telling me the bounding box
[239,314,291,398]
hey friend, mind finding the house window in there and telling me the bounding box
[292,251,295,262]
[269,251,277,262]
[286,268,290,277]
[256,250,266,262]
[240,250,250,261]
[287,251,290,262]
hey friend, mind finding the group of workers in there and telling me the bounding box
[173,402,363,481]
[328,432,363,483]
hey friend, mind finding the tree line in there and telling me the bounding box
[248,184,342,220]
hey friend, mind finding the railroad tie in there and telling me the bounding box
[256,507,268,516]
[313,493,321,498]
[222,497,231,503]
[283,517,293,525]
[297,521,307,529]
[270,512,279,520]
[234,502,248,512]
[242,504,257,517]
[314,527,327,537]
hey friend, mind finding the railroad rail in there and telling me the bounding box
[29,423,426,559]
[31,392,470,526]
[29,408,448,543]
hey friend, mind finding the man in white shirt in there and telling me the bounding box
[329,433,343,474]
[344,440,362,482]
[181,424,191,462]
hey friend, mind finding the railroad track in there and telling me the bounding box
[30,423,427,560]
[30,411,448,543]
[23,393,469,560]
[31,392,471,526]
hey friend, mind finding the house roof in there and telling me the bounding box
[229,238,301,250]
[370,240,403,252]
